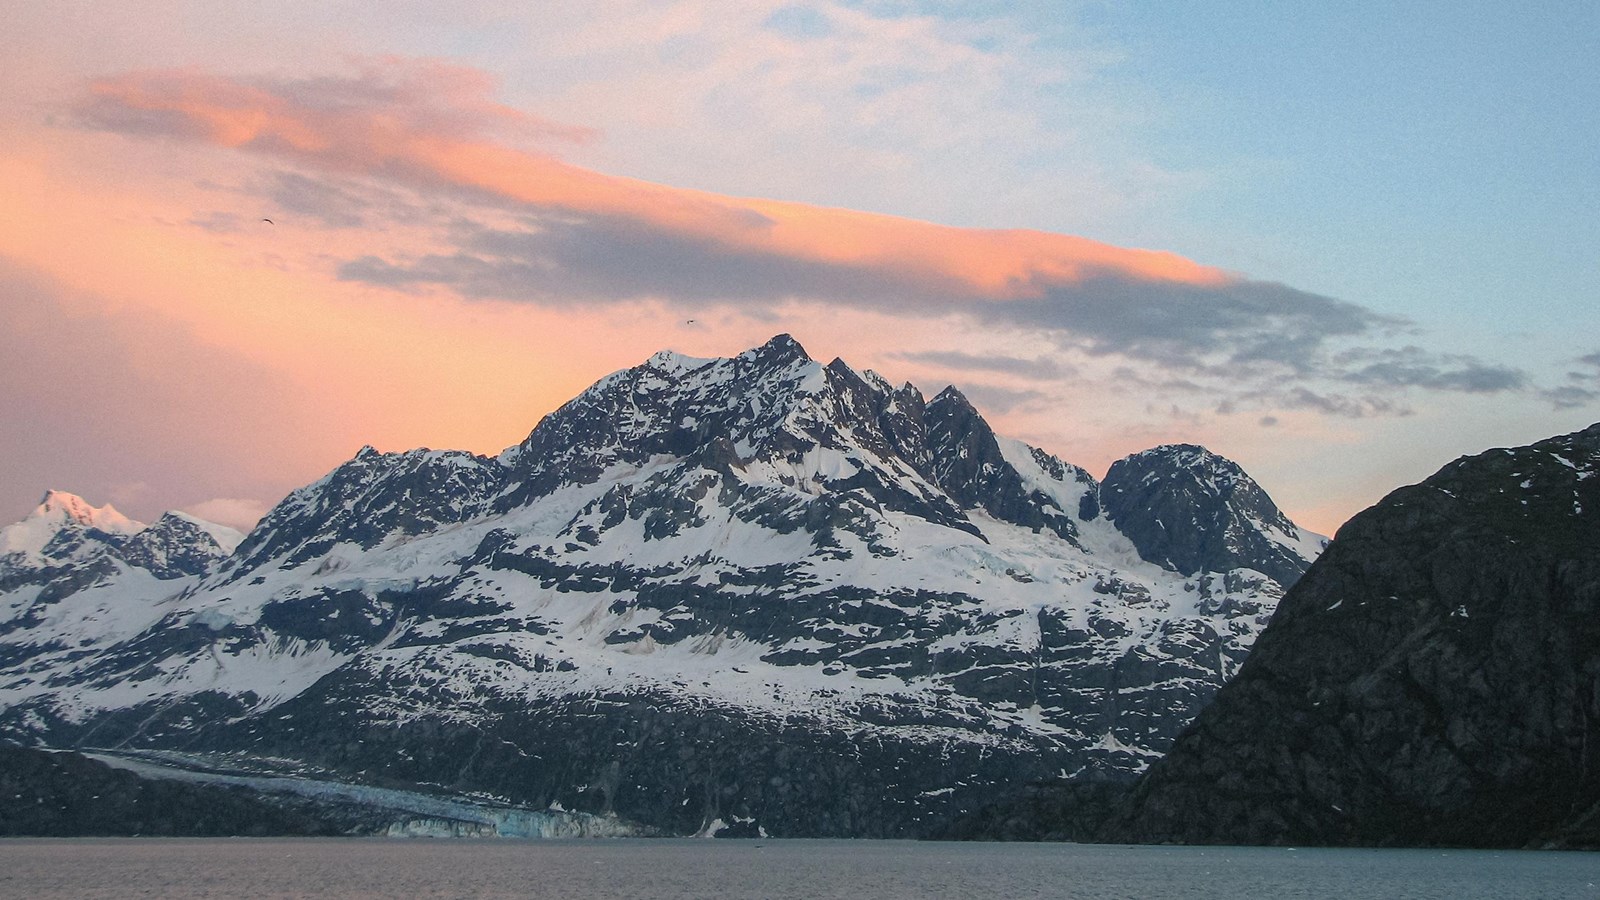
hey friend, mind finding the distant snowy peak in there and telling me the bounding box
[35,490,143,533]
[1100,444,1325,586]
[0,493,239,580]
[0,491,144,566]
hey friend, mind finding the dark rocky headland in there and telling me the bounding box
[1103,423,1600,849]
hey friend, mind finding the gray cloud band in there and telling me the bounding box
[67,66,1543,415]
[336,214,1528,408]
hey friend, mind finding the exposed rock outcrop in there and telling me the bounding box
[1105,424,1600,849]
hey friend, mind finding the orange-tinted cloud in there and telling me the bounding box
[87,61,1199,302]
[83,58,1546,391]
[73,59,1409,370]
[73,63,1260,305]
[0,138,632,530]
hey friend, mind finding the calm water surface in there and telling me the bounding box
[0,838,1596,899]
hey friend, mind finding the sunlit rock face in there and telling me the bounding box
[0,335,1323,838]
[1106,423,1600,849]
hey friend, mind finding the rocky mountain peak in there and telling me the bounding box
[227,446,505,576]
[32,491,141,534]
[162,511,245,553]
[1,491,144,569]
[1099,443,1319,586]
[1116,444,1247,486]
[745,332,811,365]
[120,512,242,580]
[927,384,975,413]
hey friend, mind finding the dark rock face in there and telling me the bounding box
[924,387,1091,545]
[227,446,506,576]
[121,513,232,579]
[1105,424,1600,849]
[1101,444,1318,588]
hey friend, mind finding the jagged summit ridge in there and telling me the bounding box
[498,333,835,502]
[507,334,1113,553]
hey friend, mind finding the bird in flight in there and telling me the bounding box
[261,218,274,225]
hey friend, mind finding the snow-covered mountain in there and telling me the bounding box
[0,491,241,592]
[0,335,1324,837]
[0,491,143,568]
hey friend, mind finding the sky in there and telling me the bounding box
[2,1,1597,536]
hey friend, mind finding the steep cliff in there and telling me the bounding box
[1106,423,1600,848]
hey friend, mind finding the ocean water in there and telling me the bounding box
[0,838,1596,899]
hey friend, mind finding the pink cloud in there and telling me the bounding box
[182,497,270,532]
[75,59,1230,304]
[67,58,1416,377]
